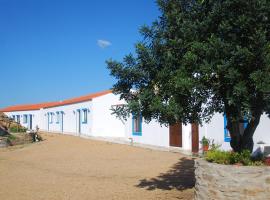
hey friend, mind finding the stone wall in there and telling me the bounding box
[194,159,270,200]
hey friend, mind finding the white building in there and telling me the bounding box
[1,90,270,153]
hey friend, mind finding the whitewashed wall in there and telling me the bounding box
[251,114,270,151]
[4,92,270,153]
[4,110,41,130]
[199,113,231,150]
[199,113,270,151]
[124,117,169,147]
[42,101,93,136]
[91,93,126,137]
[182,124,192,150]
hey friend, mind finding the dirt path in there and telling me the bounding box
[0,133,194,200]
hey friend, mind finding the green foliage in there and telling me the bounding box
[9,126,27,133]
[107,0,270,152]
[7,134,16,145]
[205,150,231,165]
[228,150,252,165]
[7,134,16,141]
[210,141,222,151]
[205,149,265,166]
[201,136,210,146]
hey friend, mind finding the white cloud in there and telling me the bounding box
[97,39,112,48]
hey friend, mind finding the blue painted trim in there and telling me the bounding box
[56,112,60,124]
[81,109,88,124]
[49,112,53,124]
[16,115,20,123]
[224,114,231,142]
[132,114,142,136]
[77,110,81,134]
[243,117,248,129]
[61,111,64,132]
[23,114,28,124]
[224,114,249,142]
[47,113,49,131]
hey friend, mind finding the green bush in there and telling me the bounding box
[7,134,16,145]
[9,126,27,133]
[205,149,265,166]
[205,150,231,164]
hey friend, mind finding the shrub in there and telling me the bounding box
[205,150,231,165]
[205,149,265,166]
[7,134,16,145]
[9,126,27,133]
[201,136,210,146]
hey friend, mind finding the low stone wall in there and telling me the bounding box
[194,159,270,200]
[0,138,8,147]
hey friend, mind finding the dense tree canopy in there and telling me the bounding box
[107,0,270,152]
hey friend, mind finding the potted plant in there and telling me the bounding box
[264,156,270,166]
[201,136,210,152]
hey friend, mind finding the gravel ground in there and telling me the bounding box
[0,132,194,200]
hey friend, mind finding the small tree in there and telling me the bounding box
[107,0,270,152]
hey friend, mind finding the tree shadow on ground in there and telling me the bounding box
[136,157,195,191]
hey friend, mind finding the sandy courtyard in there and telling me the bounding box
[0,133,194,200]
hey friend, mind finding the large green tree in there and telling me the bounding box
[107,0,270,152]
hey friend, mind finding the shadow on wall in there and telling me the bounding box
[136,157,195,191]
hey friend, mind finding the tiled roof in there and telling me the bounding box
[0,90,112,112]
[43,90,112,108]
[0,102,60,112]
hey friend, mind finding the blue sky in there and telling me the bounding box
[0,0,159,108]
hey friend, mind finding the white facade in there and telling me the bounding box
[6,110,41,130]
[3,92,126,139]
[2,91,270,153]
[200,113,270,151]
[41,101,93,136]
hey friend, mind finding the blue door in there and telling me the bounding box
[29,114,33,130]
[77,110,81,135]
[60,112,64,132]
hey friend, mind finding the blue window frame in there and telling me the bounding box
[49,113,53,124]
[16,115,20,123]
[56,112,60,124]
[82,109,87,123]
[224,114,248,142]
[23,115,28,124]
[132,114,142,136]
[224,114,230,142]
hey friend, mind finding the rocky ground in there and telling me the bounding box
[0,132,195,200]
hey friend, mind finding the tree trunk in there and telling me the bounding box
[227,111,262,153]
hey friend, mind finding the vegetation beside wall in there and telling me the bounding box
[9,126,27,133]
[205,149,266,166]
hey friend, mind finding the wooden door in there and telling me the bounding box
[169,122,182,147]
[191,123,199,153]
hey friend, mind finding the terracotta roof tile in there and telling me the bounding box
[43,90,112,108]
[0,102,60,112]
[0,90,112,112]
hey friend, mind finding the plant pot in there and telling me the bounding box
[264,157,270,166]
[203,145,209,152]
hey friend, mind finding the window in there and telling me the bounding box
[132,114,142,136]
[16,115,20,123]
[56,112,60,124]
[224,115,230,142]
[23,115,28,124]
[12,115,15,120]
[82,109,87,123]
[49,113,53,124]
[224,114,248,142]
